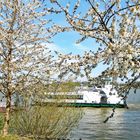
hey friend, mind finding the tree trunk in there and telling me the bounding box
[2,94,11,136]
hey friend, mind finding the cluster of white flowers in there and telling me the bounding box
[51,0,140,91]
[0,0,74,98]
[0,0,140,98]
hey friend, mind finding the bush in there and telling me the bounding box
[10,105,82,139]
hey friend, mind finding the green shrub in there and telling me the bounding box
[10,105,82,139]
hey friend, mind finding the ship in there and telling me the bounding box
[35,84,125,108]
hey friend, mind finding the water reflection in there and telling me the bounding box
[70,105,140,140]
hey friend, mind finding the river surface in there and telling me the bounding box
[69,89,140,140]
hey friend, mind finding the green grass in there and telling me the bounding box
[0,135,31,140]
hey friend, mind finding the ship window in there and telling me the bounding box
[100,91,106,95]
[46,95,52,99]
[92,89,98,92]
[46,94,83,100]
[100,96,107,104]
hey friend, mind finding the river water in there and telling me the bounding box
[69,89,140,140]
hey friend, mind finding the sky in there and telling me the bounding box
[45,0,97,54]
[51,32,108,79]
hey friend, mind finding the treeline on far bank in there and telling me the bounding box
[26,81,81,94]
[26,80,140,95]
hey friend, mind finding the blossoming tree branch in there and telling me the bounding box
[51,0,140,94]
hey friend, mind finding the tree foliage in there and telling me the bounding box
[50,0,140,93]
[0,0,78,135]
[0,0,140,135]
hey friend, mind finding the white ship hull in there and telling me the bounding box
[35,85,125,108]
